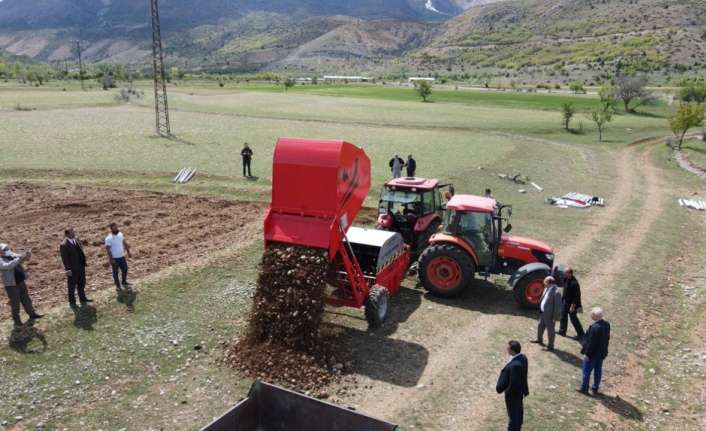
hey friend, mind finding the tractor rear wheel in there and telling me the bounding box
[364,285,390,328]
[419,244,475,297]
[513,272,545,309]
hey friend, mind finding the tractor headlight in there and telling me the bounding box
[545,253,555,262]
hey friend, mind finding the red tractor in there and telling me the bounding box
[418,194,555,308]
[376,177,454,256]
[264,138,411,327]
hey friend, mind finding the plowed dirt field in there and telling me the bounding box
[0,183,263,316]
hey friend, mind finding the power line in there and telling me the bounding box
[150,0,171,137]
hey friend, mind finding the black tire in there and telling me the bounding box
[513,272,546,309]
[418,243,475,298]
[415,220,441,256]
[364,285,390,328]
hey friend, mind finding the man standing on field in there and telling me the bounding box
[105,223,132,292]
[1,243,43,327]
[496,340,529,431]
[530,276,562,351]
[241,142,253,177]
[60,226,92,308]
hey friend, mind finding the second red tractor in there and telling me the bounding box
[377,176,556,309]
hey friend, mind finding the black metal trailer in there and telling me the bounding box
[201,381,398,431]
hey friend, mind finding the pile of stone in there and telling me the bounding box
[226,244,349,394]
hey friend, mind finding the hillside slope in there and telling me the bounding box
[1,0,704,81]
[417,0,706,81]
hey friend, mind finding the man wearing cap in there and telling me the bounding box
[530,276,562,351]
[60,227,92,308]
[1,243,43,326]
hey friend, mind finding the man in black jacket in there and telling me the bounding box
[496,340,529,431]
[406,154,417,177]
[60,227,92,308]
[579,307,611,395]
[558,267,585,340]
[241,143,253,177]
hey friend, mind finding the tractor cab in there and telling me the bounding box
[419,194,556,308]
[376,177,453,255]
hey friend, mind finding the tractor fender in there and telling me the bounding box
[508,262,552,288]
[428,233,479,267]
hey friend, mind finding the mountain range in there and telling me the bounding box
[1,0,704,81]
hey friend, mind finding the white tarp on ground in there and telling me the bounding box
[546,192,605,209]
[679,198,706,211]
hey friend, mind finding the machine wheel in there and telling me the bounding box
[419,244,475,297]
[415,220,441,256]
[364,285,390,328]
[513,272,545,309]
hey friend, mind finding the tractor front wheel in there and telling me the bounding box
[513,272,545,309]
[419,244,475,297]
[365,285,390,328]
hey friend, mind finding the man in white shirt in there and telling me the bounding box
[530,276,562,351]
[105,223,132,291]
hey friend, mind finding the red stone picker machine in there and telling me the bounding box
[201,138,406,431]
[263,137,411,327]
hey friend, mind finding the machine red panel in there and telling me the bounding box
[265,138,371,259]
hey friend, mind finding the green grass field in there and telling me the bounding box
[0,81,704,431]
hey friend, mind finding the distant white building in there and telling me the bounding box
[408,77,436,83]
[322,75,371,83]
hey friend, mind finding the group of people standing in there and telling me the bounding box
[1,223,133,327]
[388,154,417,178]
[497,269,611,430]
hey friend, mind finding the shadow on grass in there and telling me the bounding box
[336,326,428,388]
[683,143,706,155]
[595,393,644,421]
[8,320,48,353]
[549,347,583,368]
[328,288,427,387]
[72,304,98,330]
[423,278,537,319]
[166,135,197,146]
[628,110,666,119]
[244,176,260,181]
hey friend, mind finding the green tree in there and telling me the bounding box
[668,103,705,149]
[598,82,617,110]
[569,81,585,94]
[588,106,613,142]
[679,79,706,103]
[615,74,654,113]
[414,80,432,102]
[561,102,575,131]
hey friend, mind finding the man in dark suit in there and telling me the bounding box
[497,340,529,431]
[60,227,92,308]
[558,267,585,340]
[579,307,611,395]
[405,154,417,177]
